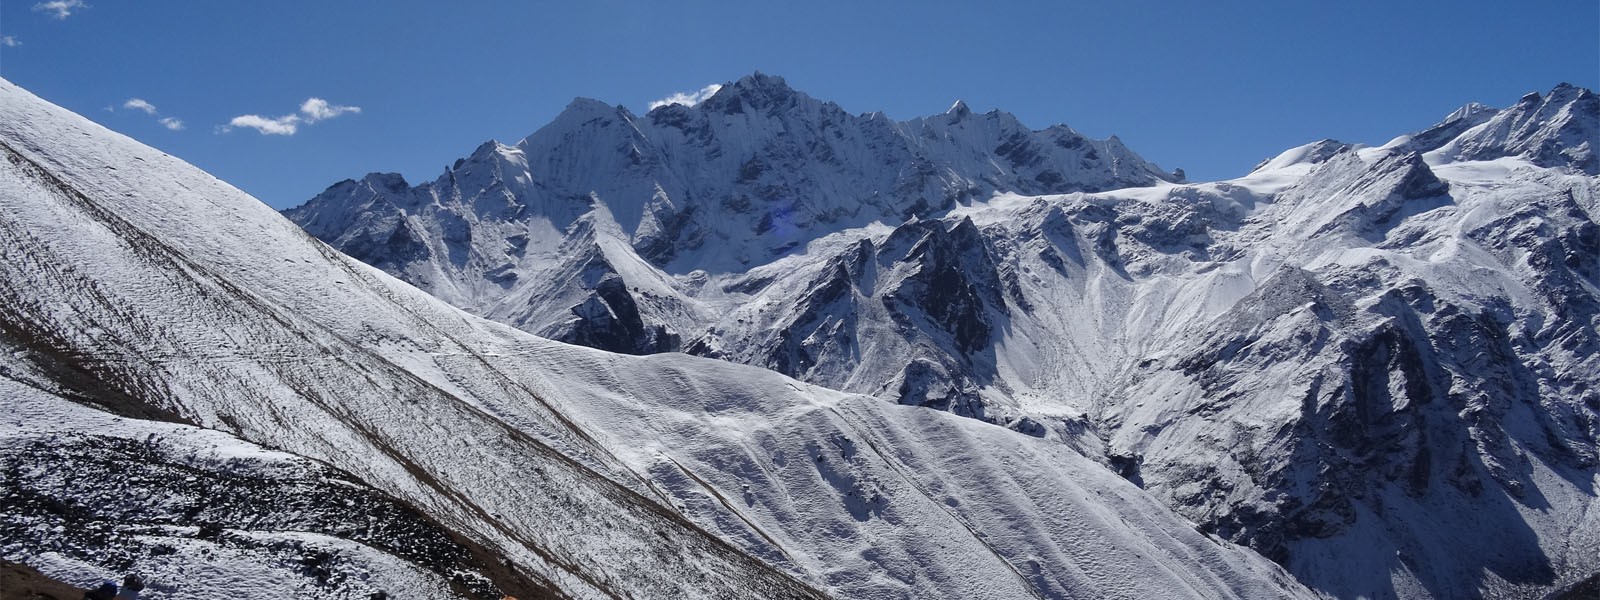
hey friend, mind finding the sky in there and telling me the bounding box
[0,1,1595,209]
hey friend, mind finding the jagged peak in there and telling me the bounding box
[1369,148,1446,173]
[1387,102,1502,158]
[360,172,410,191]
[454,139,527,171]
[309,172,409,200]
[697,72,812,114]
[1442,102,1498,124]
[469,139,507,158]
[1545,81,1593,104]
[948,215,982,238]
[984,107,1028,127]
[1503,83,1593,114]
[1040,123,1088,142]
[538,97,629,132]
[564,96,618,114]
[878,215,943,261]
[1420,83,1598,173]
[947,100,972,120]
[726,71,794,95]
[517,98,632,148]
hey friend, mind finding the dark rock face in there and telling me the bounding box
[555,273,680,355]
[758,261,860,377]
[677,216,1016,419]
[1158,243,1596,597]
[880,218,1008,356]
[1548,572,1600,600]
[894,358,976,414]
[0,429,537,600]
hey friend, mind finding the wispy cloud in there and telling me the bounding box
[648,83,723,110]
[225,114,299,136]
[123,98,158,114]
[0,36,20,47]
[222,97,361,136]
[299,98,361,122]
[114,97,184,132]
[33,0,87,20]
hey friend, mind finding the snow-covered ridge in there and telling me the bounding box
[285,72,1175,296]
[0,77,1316,599]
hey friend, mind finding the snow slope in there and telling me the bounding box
[0,78,1313,599]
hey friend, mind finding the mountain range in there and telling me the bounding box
[286,74,1600,599]
[1,72,1596,599]
[2,77,1308,599]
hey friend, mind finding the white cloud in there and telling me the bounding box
[123,98,157,114]
[222,96,361,136]
[226,114,300,136]
[116,98,185,132]
[1,36,20,47]
[648,83,723,111]
[33,0,87,20]
[299,97,360,122]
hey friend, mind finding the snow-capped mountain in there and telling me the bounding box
[0,78,1318,599]
[284,73,1176,352]
[288,75,1600,599]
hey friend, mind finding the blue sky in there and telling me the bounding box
[1,1,1595,209]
